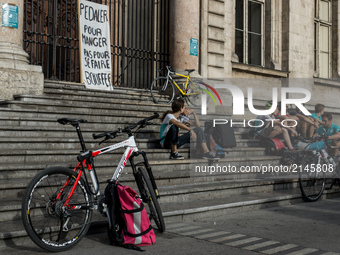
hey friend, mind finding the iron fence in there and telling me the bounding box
[23,0,170,89]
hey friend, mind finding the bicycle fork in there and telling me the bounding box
[129,151,160,198]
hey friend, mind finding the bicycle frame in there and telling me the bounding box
[301,147,337,179]
[62,133,160,210]
[63,136,138,210]
[165,68,200,96]
[22,115,164,251]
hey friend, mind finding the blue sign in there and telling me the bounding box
[190,38,199,56]
[2,4,19,29]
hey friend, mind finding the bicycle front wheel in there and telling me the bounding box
[135,167,165,232]
[186,80,201,107]
[22,167,93,252]
[150,77,175,104]
[298,158,325,202]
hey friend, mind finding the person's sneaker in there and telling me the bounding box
[170,151,184,160]
[202,151,220,160]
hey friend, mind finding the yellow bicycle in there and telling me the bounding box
[150,66,202,106]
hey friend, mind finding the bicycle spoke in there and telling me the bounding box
[299,154,325,202]
[150,77,175,104]
[135,167,165,232]
[22,167,93,252]
[186,80,201,107]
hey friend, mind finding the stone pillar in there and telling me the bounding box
[0,0,43,100]
[333,0,340,78]
[225,0,234,76]
[169,0,199,72]
[265,0,282,70]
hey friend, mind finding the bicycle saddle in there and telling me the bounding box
[57,118,87,126]
[185,69,195,74]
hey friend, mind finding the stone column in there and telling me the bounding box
[0,0,43,100]
[333,0,340,78]
[169,0,199,72]
[225,0,234,76]
[265,0,282,70]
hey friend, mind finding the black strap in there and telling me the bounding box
[121,203,144,214]
[125,225,153,238]
[122,244,145,252]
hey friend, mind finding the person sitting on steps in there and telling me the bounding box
[304,112,340,156]
[254,101,298,150]
[159,99,219,160]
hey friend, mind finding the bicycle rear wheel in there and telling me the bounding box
[298,156,325,202]
[22,167,93,252]
[150,77,175,104]
[135,167,165,232]
[186,80,201,107]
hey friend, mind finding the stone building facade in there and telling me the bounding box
[170,0,340,121]
[0,0,43,100]
[0,0,340,121]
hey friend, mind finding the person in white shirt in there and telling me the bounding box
[159,99,219,160]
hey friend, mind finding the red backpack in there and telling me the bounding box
[117,184,156,246]
[105,182,156,251]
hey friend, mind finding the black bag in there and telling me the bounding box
[205,120,236,148]
[104,181,125,246]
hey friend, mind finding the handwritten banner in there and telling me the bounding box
[78,0,112,90]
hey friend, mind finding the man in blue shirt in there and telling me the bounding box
[308,112,340,156]
[310,103,324,124]
[309,103,324,133]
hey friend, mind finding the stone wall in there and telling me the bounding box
[0,66,43,100]
[169,0,200,72]
[0,0,43,100]
[193,0,340,123]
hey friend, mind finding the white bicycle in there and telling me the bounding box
[22,113,165,252]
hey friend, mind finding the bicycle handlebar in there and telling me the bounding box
[297,134,340,150]
[92,112,159,141]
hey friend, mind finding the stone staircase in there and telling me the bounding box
[0,80,338,248]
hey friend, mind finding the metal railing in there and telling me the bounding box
[23,0,170,89]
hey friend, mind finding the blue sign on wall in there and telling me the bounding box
[190,38,199,56]
[2,4,19,29]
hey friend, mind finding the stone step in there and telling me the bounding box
[0,116,162,129]
[0,116,162,130]
[0,107,237,130]
[0,121,251,144]
[0,178,298,223]
[0,125,159,140]
[0,146,266,165]
[0,125,248,144]
[43,82,203,107]
[14,94,169,111]
[0,115,250,134]
[7,96,168,114]
[0,100,165,116]
[0,80,299,248]
[0,137,259,150]
[43,81,152,99]
[0,106,160,120]
[2,184,340,247]
[0,100,230,128]
[0,155,282,198]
